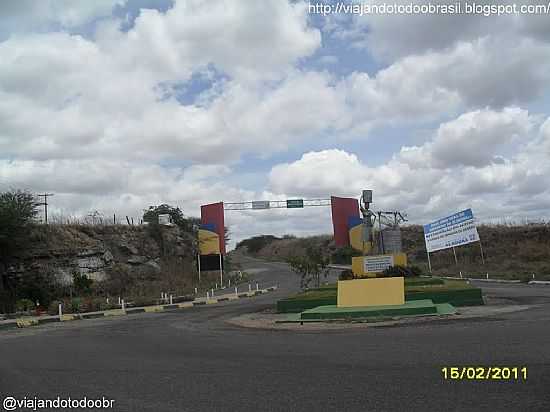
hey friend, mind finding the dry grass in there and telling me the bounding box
[242,224,550,280]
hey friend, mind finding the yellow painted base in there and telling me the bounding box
[178,302,194,308]
[16,318,39,328]
[337,277,405,307]
[144,305,164,313]
[352,253,408,277]
[104,309,126,317]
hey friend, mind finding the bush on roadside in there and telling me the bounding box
[15,298,35,313]
[338,269,355,280]
[331,246,362,265]
[64,297,81,313]
[381,265,422,278]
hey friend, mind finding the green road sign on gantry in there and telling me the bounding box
[286,199,304,208]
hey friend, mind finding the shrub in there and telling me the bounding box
[15,298,35,313]
[287,246,330,289]
[73,273,93,295]
[338,269,355,280]
[65,297,81,313]
[381,265,419,278]
[331,246,362,265]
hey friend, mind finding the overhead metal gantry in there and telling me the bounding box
[223,198,331,211]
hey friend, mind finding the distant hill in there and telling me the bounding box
[233,224,550,280]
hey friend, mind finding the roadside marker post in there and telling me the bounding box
[121,299,125,311]
[248,284,251,292]
[194,287,198,294]
[256,283,259,291]
[235,287,238,297]
[219,253,223,287]
[228,279,231,287]
[170,295,173,305]
[198,253,201,283]
[211,288,214,297]
[486,273,489,280]
[58,303,62,317]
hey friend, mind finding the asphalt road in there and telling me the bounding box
[1,257,549,412]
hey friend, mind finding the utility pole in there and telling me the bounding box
[37,193,54,224]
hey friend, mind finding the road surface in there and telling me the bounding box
[1,256,549,411]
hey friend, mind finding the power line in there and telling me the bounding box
[36,193,54,224]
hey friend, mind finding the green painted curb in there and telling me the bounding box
[435,303,457,315]
[406,288,483,306]
[300,300,438,320]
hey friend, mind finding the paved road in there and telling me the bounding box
[1,257,549,412]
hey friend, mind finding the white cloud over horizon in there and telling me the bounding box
[1,0,550,247]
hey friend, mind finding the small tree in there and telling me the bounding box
[0,190,38,258]
[73,273,93,296]
[287,246,330,289]
[0,190,39,313]
[143,204,194,231]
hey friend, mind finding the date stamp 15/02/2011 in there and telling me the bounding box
[441,366,528,381]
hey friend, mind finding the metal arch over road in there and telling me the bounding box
[223,198,331,211]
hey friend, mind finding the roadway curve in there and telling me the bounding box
[1,256,549,411]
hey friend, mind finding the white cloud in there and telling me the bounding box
[399,108,534,169]
[269,110,550,222]
[335,0,550,62]
[2,0,550,243]
[0,0,126,32]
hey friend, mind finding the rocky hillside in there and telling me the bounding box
[3,223,199,306]
[234,224,550,280]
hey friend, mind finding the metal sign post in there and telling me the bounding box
[197,253,201,284]
[219,253,223,286]
[452,247,458,265]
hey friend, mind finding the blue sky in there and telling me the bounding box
[1,0,550,246]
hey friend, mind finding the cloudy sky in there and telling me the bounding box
[1,0,550,247]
